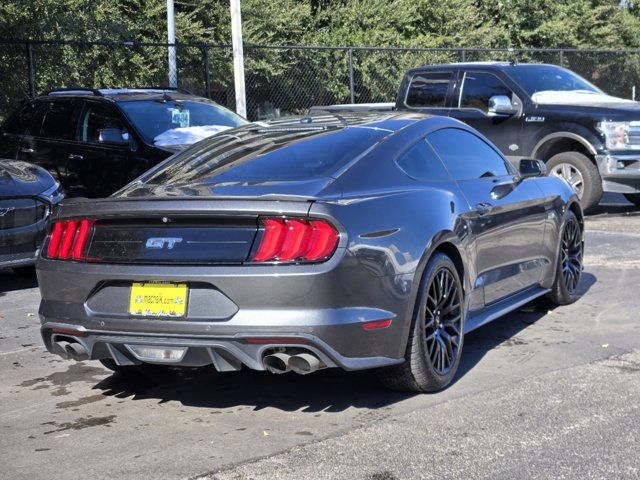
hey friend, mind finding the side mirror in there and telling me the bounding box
[519,158,547,179]
[488,95,518,116]
[98,128,129,145]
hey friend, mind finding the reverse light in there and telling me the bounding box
[45,219,95,261]
[252,217,339,263]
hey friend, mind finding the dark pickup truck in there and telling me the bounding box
[312,62,640,212]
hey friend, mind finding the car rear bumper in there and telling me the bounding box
[36,254,413,372]
[40,321,404,371]
[596,153,640,193]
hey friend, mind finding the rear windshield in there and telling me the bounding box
[143,125,387,185]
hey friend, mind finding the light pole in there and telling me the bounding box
[230,0,247,118]
[167,0,177,88]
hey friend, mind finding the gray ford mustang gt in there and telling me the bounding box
[36,113,584,392]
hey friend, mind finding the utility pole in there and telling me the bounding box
[167,0,177,88]
[230,0,247,117]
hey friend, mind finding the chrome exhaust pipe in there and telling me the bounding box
[64,342,89,361]
[263,352,292,374]
[289,353,325,375]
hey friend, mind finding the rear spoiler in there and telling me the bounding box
[308,103,396,115]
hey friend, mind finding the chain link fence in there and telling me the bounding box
[1,40,640,121]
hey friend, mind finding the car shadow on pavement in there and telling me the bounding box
[93,365,412,413]
[90,273,595,412]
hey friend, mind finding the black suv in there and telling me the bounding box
[317,62,640,212]
[0,89,247,198]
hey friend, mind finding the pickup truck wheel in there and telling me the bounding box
[623,193,640,207]
[547,151,602,213]
[377,253,464,392]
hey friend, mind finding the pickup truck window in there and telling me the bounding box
[405,72,452,108]
[459,72,513,113]
[427,128,510,180]
[395,140,450,181]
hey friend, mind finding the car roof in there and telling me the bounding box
[263,112,459,134]
[38,88,206,103]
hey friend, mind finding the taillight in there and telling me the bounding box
[252,217,339,263]
[45,219,95,261]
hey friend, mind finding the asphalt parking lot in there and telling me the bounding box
[1,195,639,480]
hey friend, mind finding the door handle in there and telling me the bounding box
[476,202,493,216]
[20,147,34,154]
[68,154,84,161]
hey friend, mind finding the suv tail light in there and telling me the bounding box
[252,217,339,263]
[45,219,95,261]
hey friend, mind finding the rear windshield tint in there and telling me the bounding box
[144,125,387,185]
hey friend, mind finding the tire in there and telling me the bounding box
[546,210,584,306]
[547,151,602,213]
[378,252,464,392]
[623,193,640,207]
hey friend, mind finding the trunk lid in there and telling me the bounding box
[46,197,312,265]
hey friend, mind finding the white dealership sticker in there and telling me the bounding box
[170,108,190,128]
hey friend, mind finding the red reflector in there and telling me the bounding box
[57,221,78,260]
[362,319,393,330]
[46,221,65,258]
[244,337,310,344]
[252,217,339,263]
[71,219,94,260]
[253,218,287,261]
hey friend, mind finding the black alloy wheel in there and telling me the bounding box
[560,216,583,295]
[377,252,465,392]
[424,267,463,375]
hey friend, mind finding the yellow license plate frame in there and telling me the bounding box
[129,282,188,317]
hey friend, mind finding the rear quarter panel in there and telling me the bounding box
[310,182,476,358]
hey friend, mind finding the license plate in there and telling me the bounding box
[129,282,188,317]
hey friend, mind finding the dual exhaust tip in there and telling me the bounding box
[52,340,89,361]
[263,351,325,375]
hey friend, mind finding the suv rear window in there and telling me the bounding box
[33,101,78,140]
[144,125,387,185]
[2,102,37,135]
[405,72,452,108]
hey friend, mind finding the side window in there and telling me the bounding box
[427,128,510,180]
[395,140,450,181]
[2,102,38,135]
[79,102,126,143]
[34,101,78,140]
[459,72,513,113]
[405,71,452,108]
